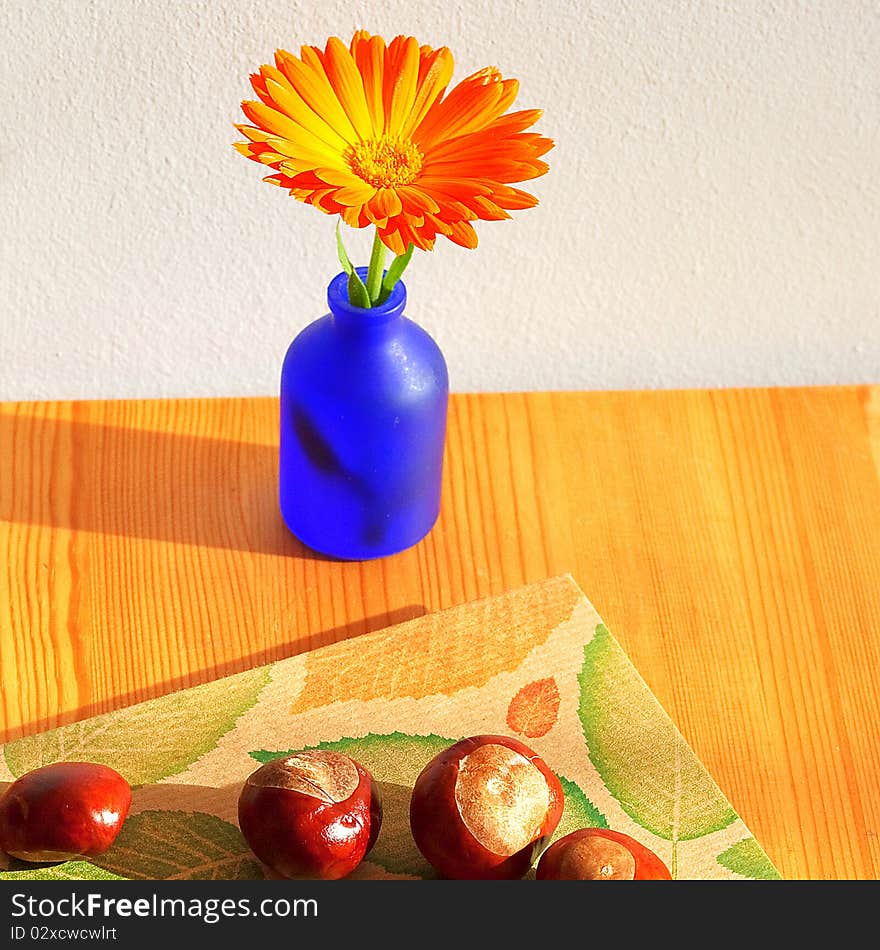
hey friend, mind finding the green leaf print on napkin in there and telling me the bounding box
[579,624,736,842]
[0,860,125,881]
[91,811,264,880]
[251,731,455,786]
[551,775,608,843]
[717,837,782,880]
[366,779,439,878]
[4,667,270,785]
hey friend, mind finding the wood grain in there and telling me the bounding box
[1,386,879,880]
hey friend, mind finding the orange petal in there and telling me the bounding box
[340,203,366,228]
[259,134,347,172]
[415,71,520,147]
[393,214,434,251]
[397,185,441,215]
[412,66,499,145]
[368,187,403,220]
[424,213,454,236]
[522,133,555,159]
[399,46,454,139]
[310,189,345,214]
[491,185,539,210]
[261,63,351,152]
[234,142,288,172]
[445,220,479,248]
[351,32,386,136]
[433,199,478,221]
[383,36,420,137]
[249,71,274,108]
[262,173,292,188]
[323,36,373,140]
[377,226,407,256]
[313,166,362,187]
[240,100,305,143]
[275,46,359,144]
[483,108,544,136]
[232,140,270,161]
[416,176,493,197]
[421,158,548,183]
[333,181,377,206]
[470,196,511,220]
[423,126,553,165]
[234,123,274,144]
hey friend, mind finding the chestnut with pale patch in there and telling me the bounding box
[245,752,359,802]
[454,743,550,856]
[238,750,382,880]
[552,834,636,880]
[410,734,564,880]
[537,828,672,881]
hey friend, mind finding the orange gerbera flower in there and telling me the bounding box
[234,30,553,256]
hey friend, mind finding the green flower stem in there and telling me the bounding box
[365,228,386,305]
[336,222,370,308]
[378,243,414,304]
[335,221,413,309]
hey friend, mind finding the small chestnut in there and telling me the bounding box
[536,828,672,880]
[0,762,132,863]
[409,734,564,880]
[237,750,382,880]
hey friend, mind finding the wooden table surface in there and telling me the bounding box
[1,386,879,880]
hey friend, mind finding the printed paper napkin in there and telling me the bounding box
[0,575,780,880]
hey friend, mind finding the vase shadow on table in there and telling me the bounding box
[0,604,427,746]
[0,411,350,561]
[0,410,428,742]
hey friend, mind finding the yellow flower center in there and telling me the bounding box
[346,136,423,189]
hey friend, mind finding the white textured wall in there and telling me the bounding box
[2,0,878,400]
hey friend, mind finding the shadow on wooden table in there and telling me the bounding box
[0,605,427,746]
[0,411,332,559]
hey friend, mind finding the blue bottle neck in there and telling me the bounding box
[327,268,407,332]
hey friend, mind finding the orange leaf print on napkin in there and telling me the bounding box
[290,576,580,713]
[506,677,560,738]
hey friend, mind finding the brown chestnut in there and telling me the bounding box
[0,762,132,862]
[409,734,564,879]
[237,750,382,880]
[536,828,672,880]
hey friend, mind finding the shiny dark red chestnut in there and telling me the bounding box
[409,734,564,879]
[237,751,382,880]
[0,762,132,862]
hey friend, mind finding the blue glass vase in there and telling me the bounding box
[279,267,449,560]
